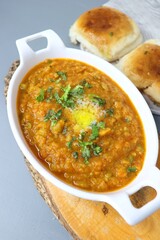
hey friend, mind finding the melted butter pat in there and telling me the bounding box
[73,106,98,130]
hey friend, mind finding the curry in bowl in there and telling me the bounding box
[17,58,145,192]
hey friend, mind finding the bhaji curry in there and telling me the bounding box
[17,58,146,192]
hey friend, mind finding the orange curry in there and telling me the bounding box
[17,58,146,192]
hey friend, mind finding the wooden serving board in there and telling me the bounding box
[5,61,160,240]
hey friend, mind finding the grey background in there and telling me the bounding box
[0,0,159,240]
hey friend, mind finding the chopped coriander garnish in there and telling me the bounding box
[66,136,76,149]
[83,158,89,165]
[54,87,70,107]
[67,134,103,163]
[46,86,54,102]
[55,78,62,84]
[66,128,104,164]
[125,117,131,123]
[79,141,93,148]
[47,86,53,93]
[55,91,75,108]
[127,166,137,173]
[54,92,61,103]
[56,71,67,81]
[44,109,62,127]
[70,85,84,97]
[79,131,85,141]
[90,121,105,140]
[66,141,72,149]
[44,110,54,121]
[106,108,114,116]
[73,151,78,159]
[97,121,105,129]
[90,123,99,140]
[79,141,92,163]
[54,84,84,109]
[64,98,75,108]
[36,87,55,103]
[55,86,75,108]
[81,145,91,164]
[92,143,102,156]
[49,78,55,82]
[62,126,67,135]
[78,139,102,164]
[80,80,92,88]
[61,85,71,102]
[89,94,106,106]
[36,89,45,102]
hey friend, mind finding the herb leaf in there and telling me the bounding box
[81,145,91,164]
[80,80,92,88]
[66,136,76,149]
[106,108,114,116]
[54,84,84,109]
[49,78,55,82]
[127,166,137,173]
[125,117,131,123]
[54,92,62,104]
[79,141,94,164]
[36,89,45,102]
[67,131,104,164]
[57,71,67,81]
[79,131,85,141]
[90,121,105,140]
[97,121,105,129]
[47,86,53,93]
[44,109,62,127]
[61,85,71,102]
[46,86,54,102]
[89,94,106,106]
[73,152,78,159]
[92,143,102,156]
[70,85,84,97]
[79,140,102,163]
[44,109,54,122]
[90,123,99,140]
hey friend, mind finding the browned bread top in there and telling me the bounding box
[69,6,143,61]
[117,40,160,88]
[117,40,160,103]
[74,7,134,47]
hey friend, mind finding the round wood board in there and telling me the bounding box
[5,61,160,240]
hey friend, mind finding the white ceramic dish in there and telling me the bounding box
[143,94,160,116]
[7,29,160,225]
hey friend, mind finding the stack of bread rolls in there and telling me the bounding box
[69,6,160,105]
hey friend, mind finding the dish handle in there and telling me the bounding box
[16,29,65,63]
[106,166,160,225]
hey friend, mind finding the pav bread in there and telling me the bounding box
[69,6,143,62]
[117,39,160,104]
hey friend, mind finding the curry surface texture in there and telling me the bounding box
[17,58,145,192]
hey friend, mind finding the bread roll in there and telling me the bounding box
[117,39,160,104]
[69,6,143,62]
